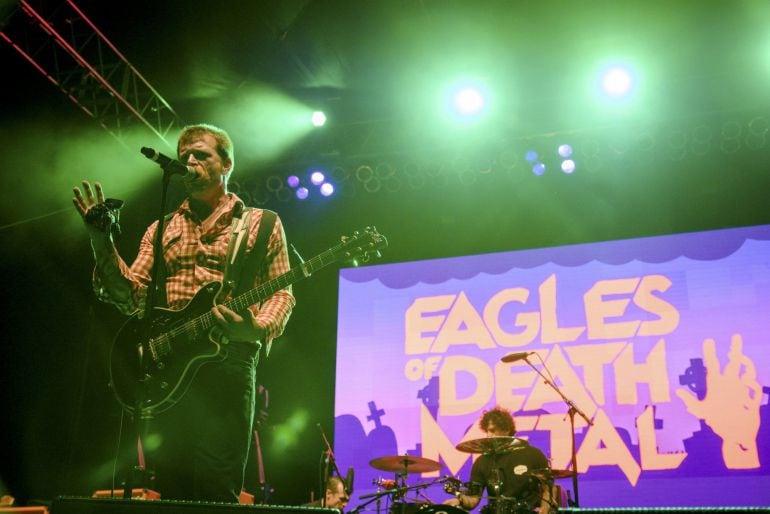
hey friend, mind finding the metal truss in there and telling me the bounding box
[1,0,182,150]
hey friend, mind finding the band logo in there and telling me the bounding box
[403,273,763,485]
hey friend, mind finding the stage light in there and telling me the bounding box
[319,182,334,197]
[558,144,573,158]
[600,65,634,98]
[453,86,485,116]
[287,175,300,188]
[532,162,546,176]
[310,170,325,185]
[561,159,576,174]
[443,80,490,123]
[296,187,309,200]
[311,111,327,127]
[525,150,538,163]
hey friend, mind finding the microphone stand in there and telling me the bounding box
[318,423,344,508]
[522,355,593,508]
[125,164,175,498]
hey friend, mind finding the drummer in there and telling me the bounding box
[444,407,552,514]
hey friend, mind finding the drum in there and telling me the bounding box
[481,501,532,514]
[389,503,430,514]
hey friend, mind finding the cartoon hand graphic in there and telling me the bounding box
[676,334,762,468]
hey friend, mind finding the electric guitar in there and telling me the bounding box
[109,227,387,415]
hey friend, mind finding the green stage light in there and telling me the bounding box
[443,80,490,123]
[272,409,310,452]
[601,65,634,98]
[312,111,327,127]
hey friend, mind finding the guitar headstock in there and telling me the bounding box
[338,226,388,266]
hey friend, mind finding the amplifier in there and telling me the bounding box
[559,508,770,514]
[51,497,338,514]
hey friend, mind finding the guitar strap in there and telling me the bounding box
[154,212,175,308]
[224,207,277,356]
[226,208,277,298]
[222,206,254,294]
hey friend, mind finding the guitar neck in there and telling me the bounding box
[224,245,340,314]
[184,229,384,334]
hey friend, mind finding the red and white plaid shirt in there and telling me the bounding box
[94,193,295,348]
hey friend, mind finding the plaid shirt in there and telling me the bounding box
[94,193,295,348]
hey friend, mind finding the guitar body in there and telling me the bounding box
[109,281,225,415]
[107,227,387,415]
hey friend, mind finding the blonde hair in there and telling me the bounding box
[177,123,235,171]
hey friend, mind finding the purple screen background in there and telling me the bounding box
[334,225,770,509]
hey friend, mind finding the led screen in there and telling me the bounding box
[334,224,770,509]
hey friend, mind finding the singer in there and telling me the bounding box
[71,124,295,502]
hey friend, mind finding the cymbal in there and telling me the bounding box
[369,455,442,474]
[455,436,526,454]
[529,468,576,479]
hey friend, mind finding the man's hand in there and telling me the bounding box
[675,334,762,469]
[72,181,115,239]
[211,304,267,343]
[443,494,479,511]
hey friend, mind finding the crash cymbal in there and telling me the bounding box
[548,469,576,479]
[369,455,442,474]
[455,436,526,454]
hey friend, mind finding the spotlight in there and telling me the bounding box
[319,183,334,197]
[444,80,489,122]
[287,175,300,188]
[561,159,576,174]
[558,144,573,158]
[296,187,309,200]
[600,65,634,98]
[453,87,485,116]
[311,111,327,127]
[532,162,546,176]
[310,170,325,185]
[525,150,538,163]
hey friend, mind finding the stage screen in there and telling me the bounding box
[333,224,770,509]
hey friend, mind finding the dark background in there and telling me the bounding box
[1,0,769,508]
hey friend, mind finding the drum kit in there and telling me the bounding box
[357,437,575,514]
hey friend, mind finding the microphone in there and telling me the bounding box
[345,467,354,495]
[500,351,535,363]
[140,147,195,178]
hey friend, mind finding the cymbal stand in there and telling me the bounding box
[317,423,345,508]
[521,355,593,507]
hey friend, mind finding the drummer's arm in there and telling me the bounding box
[443,493,481,511]
[537,483,552,514]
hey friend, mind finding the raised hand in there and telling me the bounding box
[72,181,122,238]
[675,334,762,469]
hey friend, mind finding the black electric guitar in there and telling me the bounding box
[109,227,387,415]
